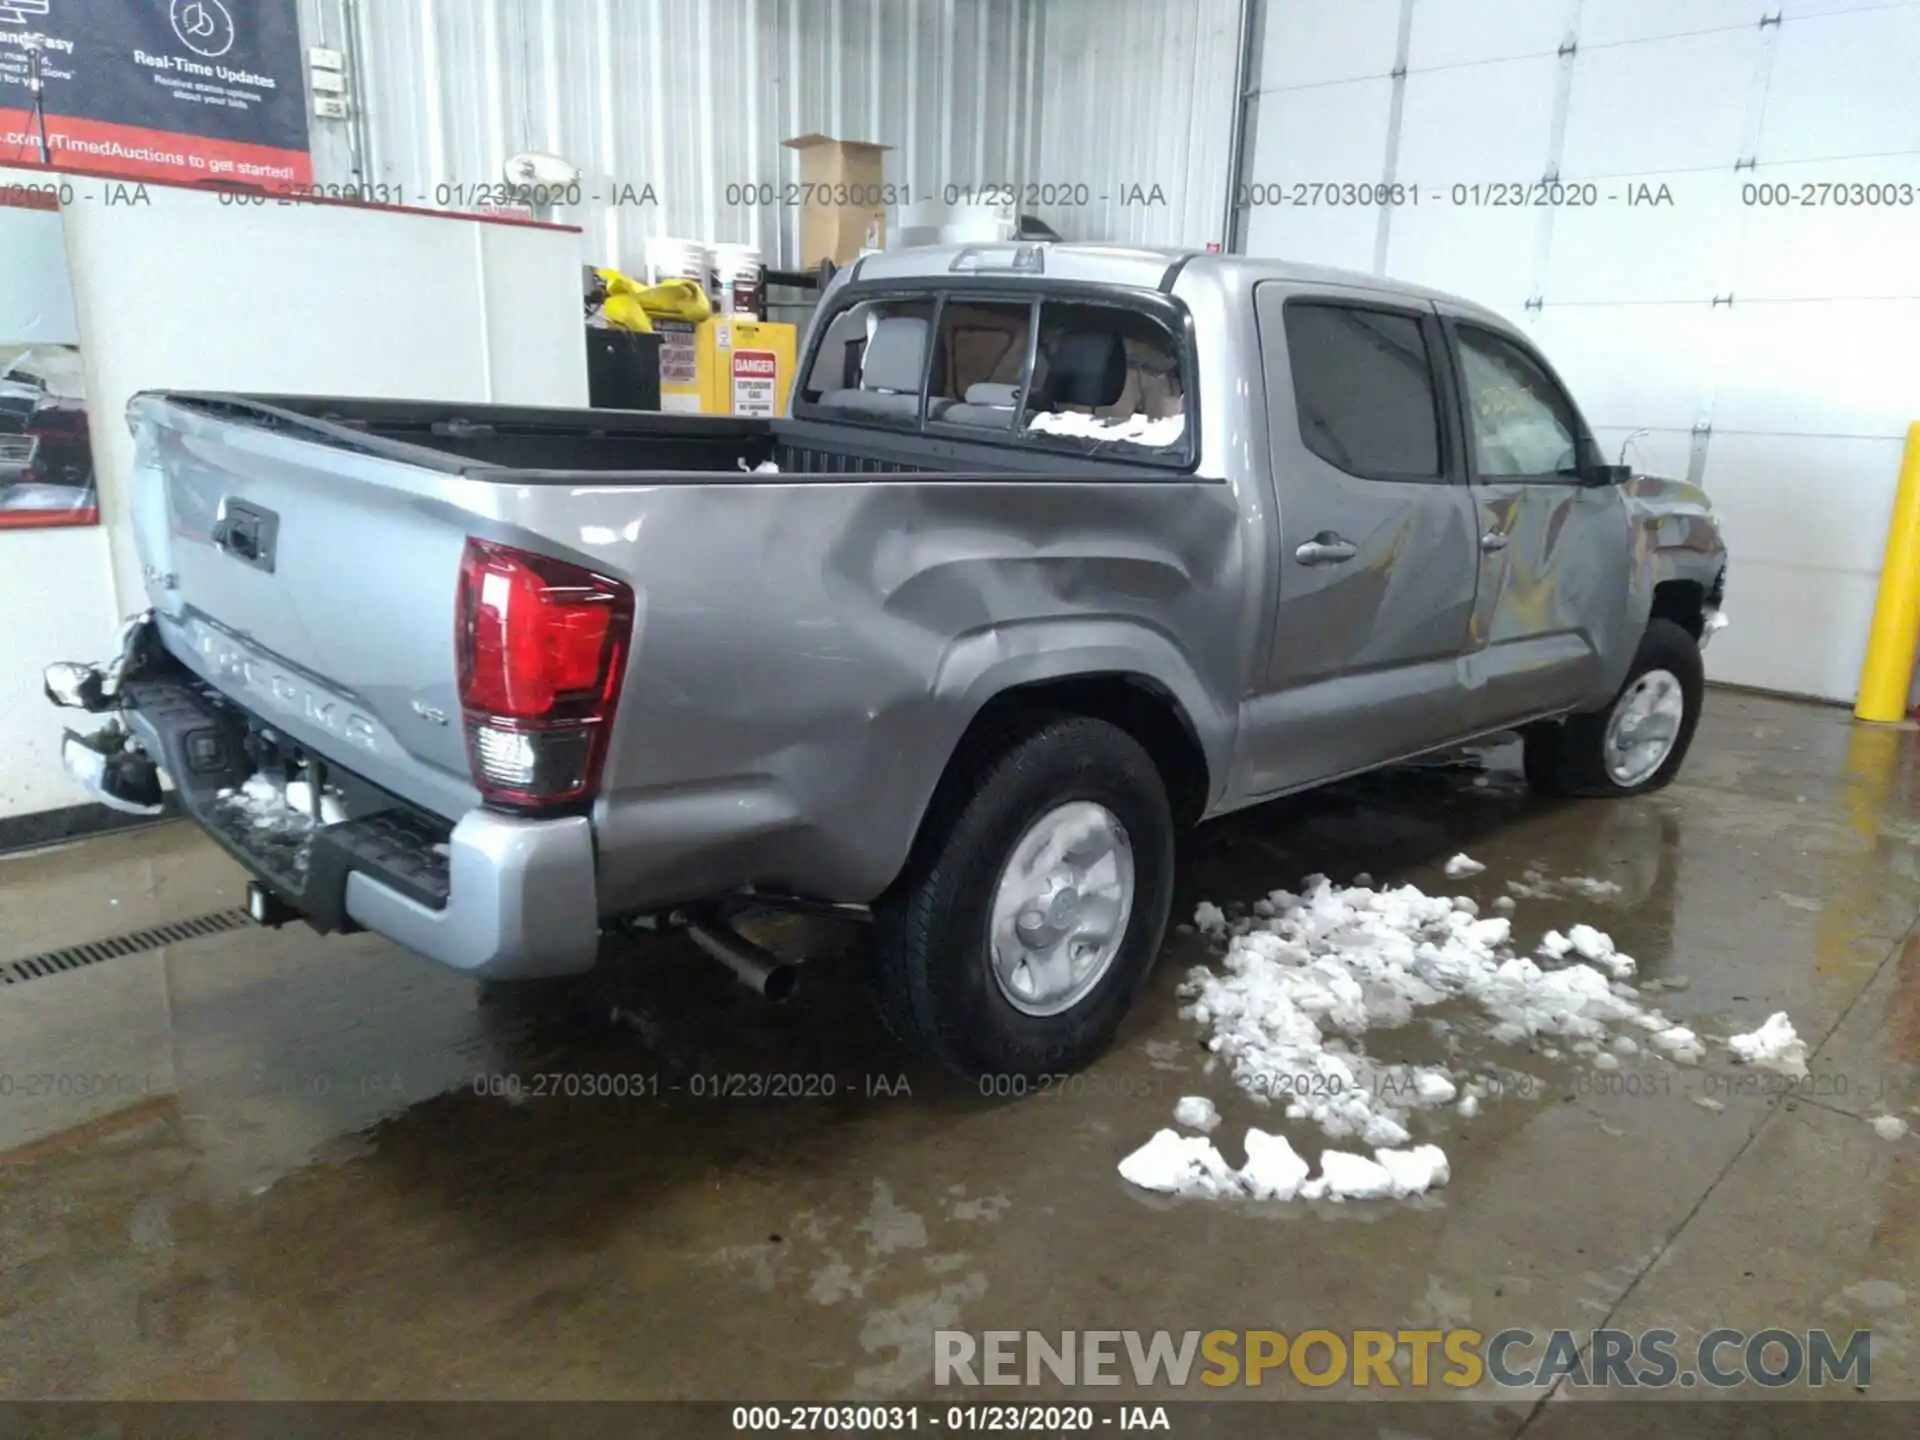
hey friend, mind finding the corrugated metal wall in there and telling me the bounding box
[1022,0,1241,247]
[1237,0,1920,703]
[299,0,1039,273]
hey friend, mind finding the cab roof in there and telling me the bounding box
[844,242,1509,326]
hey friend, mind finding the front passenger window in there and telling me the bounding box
[1455,327,1586,479]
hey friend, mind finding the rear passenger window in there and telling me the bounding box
[1283,303,1441,480]
[799,297,936,426]
[928,299,1035,434]
[1021,301,1190,459]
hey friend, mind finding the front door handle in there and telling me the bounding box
[1480,530,1511,553]
[1295,532,1358,567]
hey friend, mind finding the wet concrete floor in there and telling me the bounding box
[0,689,1916,1421]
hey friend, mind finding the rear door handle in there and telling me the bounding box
[1480,530,1511,553]
[1295,532,1358,566]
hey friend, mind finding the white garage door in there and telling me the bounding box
[1241,0,1920,701]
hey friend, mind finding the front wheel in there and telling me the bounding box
[1523,618,1704,798]
[872,715,1176,1080]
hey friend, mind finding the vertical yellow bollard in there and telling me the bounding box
[1855,421,1920,722]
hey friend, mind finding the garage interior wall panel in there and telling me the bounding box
[1019,0,1242,247]
[1238,0,1920,702]
[59,187,587,621]
[301,0,1034,274]
[0,185,122,821]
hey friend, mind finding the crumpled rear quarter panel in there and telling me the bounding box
[492,475,1246,913]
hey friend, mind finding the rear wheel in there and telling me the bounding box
[1523,619,1704,798]
[872,715,1176,1080]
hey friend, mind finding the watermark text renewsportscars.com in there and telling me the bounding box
[934,1328,1871,1390]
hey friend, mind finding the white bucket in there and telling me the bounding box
[644,235,711,290]
[710,242,764,317]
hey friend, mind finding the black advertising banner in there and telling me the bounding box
[0,0,311,186]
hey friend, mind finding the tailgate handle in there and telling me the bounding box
[212,501,278,574]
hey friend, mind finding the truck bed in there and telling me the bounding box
[157,391,1166,481]
[160,393,784,474]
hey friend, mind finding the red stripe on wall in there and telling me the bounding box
[0,509,101,530]
[0,110,312,188]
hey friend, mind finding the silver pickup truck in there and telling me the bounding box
[48,243,1725,1079]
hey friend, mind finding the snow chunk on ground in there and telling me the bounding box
[1240,1129,1310,1200]
[1564,876,1623,899]
[1727,1013,1808,1077]
[1567,923,1637,979]
[1154,870,1727,1204]
[1173,1096,1221,1133]
[1120,1127,1450,1205]
[1444,853,1486,878]
[1568,924,1612,962]
[1375,1143,1450,1197]
[1310,1146,1446,1201]
[1649,1026,1705,1065]
[1317,1150,1396,1201]
[1117,1129,1238,1196]
[1179,874,1657,1152]
[1871,1115,1910,1141]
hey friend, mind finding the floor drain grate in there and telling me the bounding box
[1,909,253,987]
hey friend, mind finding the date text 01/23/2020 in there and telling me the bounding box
[1233,180,1678,207]
[467,1071,915,1100]
[729,1404,1170,1432]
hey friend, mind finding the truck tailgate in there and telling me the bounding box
[130,394,488,820]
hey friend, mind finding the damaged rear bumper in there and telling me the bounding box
[46,634,600,981]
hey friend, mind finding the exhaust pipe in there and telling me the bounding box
[681,911,800,1002]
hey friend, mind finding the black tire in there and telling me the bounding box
[1520,720,1566,792]
[872,715,1177,1080]
[1523,619,1704,798]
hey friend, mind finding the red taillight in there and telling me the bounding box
[455,539,634,809]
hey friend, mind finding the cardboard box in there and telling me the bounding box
[781,134,892,267]
[699,318,797,418]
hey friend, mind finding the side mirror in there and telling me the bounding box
[1586,462,1632,487]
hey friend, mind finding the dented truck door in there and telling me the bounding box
[1239,283,1482,798]
[1439,314,1636,731]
